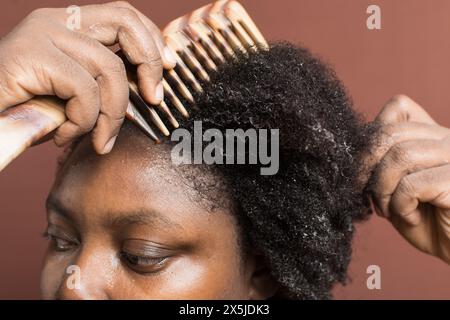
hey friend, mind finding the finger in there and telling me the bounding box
[367,122,450,177]
[106,1,176,69]
[50,50,101,146]
[0,72,34,113]
[76,3,164,104]
[376,94,437,125]
[51,31,129,154]
[372,137,450,218]
[0,43,100,145]
[390,164,450,226]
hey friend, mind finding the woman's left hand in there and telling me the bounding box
[370,94,450,264]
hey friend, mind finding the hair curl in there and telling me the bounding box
[172,42,377,299]
[59,42,377,300]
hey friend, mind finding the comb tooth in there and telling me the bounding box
[173,51,203,93]
[166,36,203,93]
[126,101,160,142]
[237,18,268,48]
[207,13,247,53]
[166,69,195,104]
[227,17,256,50]
[225,0,268,48]
[184,33,218,72]
[126,81,161,141]
[204,22,235,59]
[128,80,139,95]
[222,1,261,50]
[162,78,189,117]
[187,22,226,65]
[177,34,210,82]
[219,24,247,53]
[157,100,179,128]
[148,107,170,136]
[128,83,170,137]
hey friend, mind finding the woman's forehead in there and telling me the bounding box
[50,125,232,225]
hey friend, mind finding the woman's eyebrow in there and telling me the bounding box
[108,211,184,231]
[46,195,75,222]
[46,194,185,230]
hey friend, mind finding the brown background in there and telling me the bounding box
[0,0,449,299]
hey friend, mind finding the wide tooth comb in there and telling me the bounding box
[129,82,170,137]
[166,68,194,106]
[167,41,204,93]
[207,13,247,53]
[162,78,189,118]
[0,0,267,172]
[186,21,226,65]
[126,100,159,142]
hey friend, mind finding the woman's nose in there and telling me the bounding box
[55,248,117,300]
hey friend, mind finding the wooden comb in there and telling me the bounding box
[0,0,267,171]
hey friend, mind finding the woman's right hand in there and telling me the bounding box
[370,95,450,264]
[0,1,176,154]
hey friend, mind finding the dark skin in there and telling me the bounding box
[369,95,450,263]
[42,95,450,300]
[42,125,277,299]
[0,1,447,301]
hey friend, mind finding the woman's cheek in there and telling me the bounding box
[120,256,246,299]
[40,252,71,299]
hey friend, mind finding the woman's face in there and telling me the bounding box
[41,133,267,300]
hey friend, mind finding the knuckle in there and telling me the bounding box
[391,94,411,108]
[67,113,95,133]
[387,143,413,165]
[76,112,97,131]
[106,54,127,76]
[116,7,139,24]
[81,121,96,132]
[388,94,414,117]
[79,123,95,133]
[434,189,450,205]
[396,175,416,198]
[146,53,163,69]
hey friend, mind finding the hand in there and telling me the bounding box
[0,1,176,154]
[370,94,450,264]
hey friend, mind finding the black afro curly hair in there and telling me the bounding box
[57,41,378,300]
[170,42,378,299]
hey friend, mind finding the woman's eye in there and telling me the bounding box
[52,237,77,251]
[120,251,168,274]
[44,232,78,252]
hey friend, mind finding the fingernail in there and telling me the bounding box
[155,82,164,103]
[102,135,117,154]
[164,46,177,66]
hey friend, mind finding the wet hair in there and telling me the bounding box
[58,42,377,300]
[171,42,377,299]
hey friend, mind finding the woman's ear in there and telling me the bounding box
[245,254,279,300]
